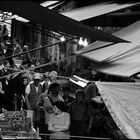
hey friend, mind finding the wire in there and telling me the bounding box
[0,37,117,82]
[0,37,77,62]
[0,130,110,139]
[4,66,70,80]
[0,39,117,80]
[0,52,77,80]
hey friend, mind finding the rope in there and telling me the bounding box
[0,40,117,80]
[0,37,77,62]
[39,133,110,139]
[0,48,90,80]
[0,71,22,80]
[2,66,70,80]
[24,42,117,72]
[0,53,77,80]
[0,130,110,139]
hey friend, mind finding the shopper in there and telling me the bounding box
[48,101,70,139]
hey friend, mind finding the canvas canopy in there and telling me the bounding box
[61,2,140,21]
[70,75,140,139]
[96,81,140,139]
[0,1,128,43]
[77,20,140,77]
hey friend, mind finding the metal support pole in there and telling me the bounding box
[14,94,17,111]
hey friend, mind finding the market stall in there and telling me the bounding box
[0,110,41,139]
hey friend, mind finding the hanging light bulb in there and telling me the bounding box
[83,38,88,47]
[60,36,65,42]
[78,37,83,45]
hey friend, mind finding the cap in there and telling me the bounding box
[34,73,41,80]
[50,71,58,77]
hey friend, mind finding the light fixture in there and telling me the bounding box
[78,37,83,45]
[60,36,65,42]
[83,38,88,47]
[136,73,140,78]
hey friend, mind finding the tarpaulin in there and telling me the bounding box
[70,75,140,139]
[61,2,140,21]
[77,20,140,77]
[0,1,128,43]
[96,81,140,139]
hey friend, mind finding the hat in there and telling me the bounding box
[45,72,50,77]
[50,71,58,77]
[34,73,41,80]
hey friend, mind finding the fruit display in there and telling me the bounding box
[4,110,27,130]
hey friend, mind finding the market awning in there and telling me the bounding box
[77,20,140,77]
[0,1,128,43]
[61,2,140,21]
[68,74,140,139]
[97,81,140,139]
